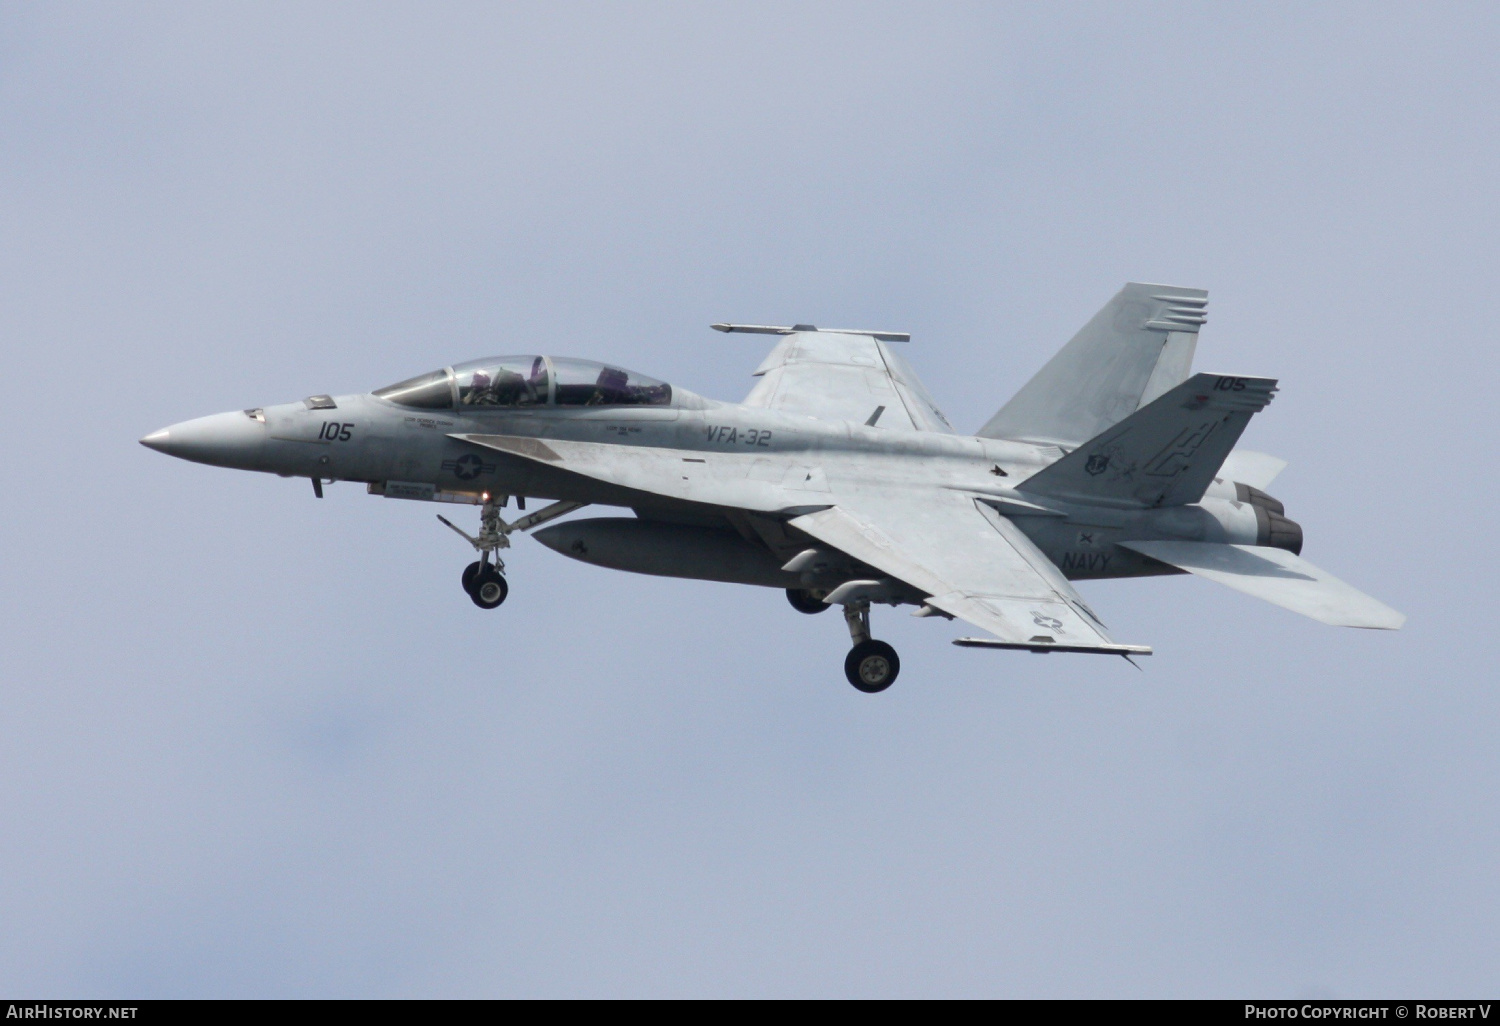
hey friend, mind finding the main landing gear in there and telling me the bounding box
[786,588,830,614]
[841,601,900,693]
[437,495,583,611]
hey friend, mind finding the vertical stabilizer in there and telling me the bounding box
[1017,372,1277,508]
[978,282,1208,446]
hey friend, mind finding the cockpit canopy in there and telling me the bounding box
[372,356,672,410]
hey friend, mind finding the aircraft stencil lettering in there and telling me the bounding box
[142,283,1404,693]
[1144,422,1217,477]
[705,426,773,446]
[1060,552,1112,573]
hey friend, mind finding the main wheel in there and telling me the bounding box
[470,569,509,609]
[844,639,899,693]
[462,561,484,595]
[786,588,829,614]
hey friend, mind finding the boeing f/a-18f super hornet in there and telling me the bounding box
[141,283,1403,692]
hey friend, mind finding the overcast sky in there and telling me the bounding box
[2,1,1497,997]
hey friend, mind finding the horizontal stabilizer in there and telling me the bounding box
[1219,449,1288,490]
[1020,372,1278,508]
[1119,541,1405,629]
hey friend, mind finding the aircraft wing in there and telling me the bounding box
[740,330,954,433]
[788,495,1151,655]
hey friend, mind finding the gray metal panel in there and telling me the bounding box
[979,282,1208,445]
[1019,372,1277,509]
[876,340,954,432]
[453,433,793,511]
[1137,331,1199,408]
[741,331,950,432]
[1119,541,1405,629]
[788,495,1150,653]
[1219,449,1288,490]
[532,517,798,587]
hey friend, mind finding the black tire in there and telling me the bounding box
[786,588,829,614]
[844,639,899,693]
[462,561,484,595]
[470,569,509,609]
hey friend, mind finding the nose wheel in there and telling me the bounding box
[841,601,899,693]
[440,497,512,611]
[462,560,484,594]
[438,494,585,612]
[462,560,508,608]
[466,565,509,609]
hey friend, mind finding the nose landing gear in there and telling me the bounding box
[461,557,508,608]
[466,564,509,609]
[442,497,511,609]
[437,495,584,610]
[841,601,900,693]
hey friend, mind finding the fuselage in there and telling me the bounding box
[142,356,1299,593]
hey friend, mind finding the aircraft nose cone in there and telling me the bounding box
[139,410,267,470]
[139,428,172,452]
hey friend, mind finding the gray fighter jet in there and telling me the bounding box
[141,283,1402,692]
